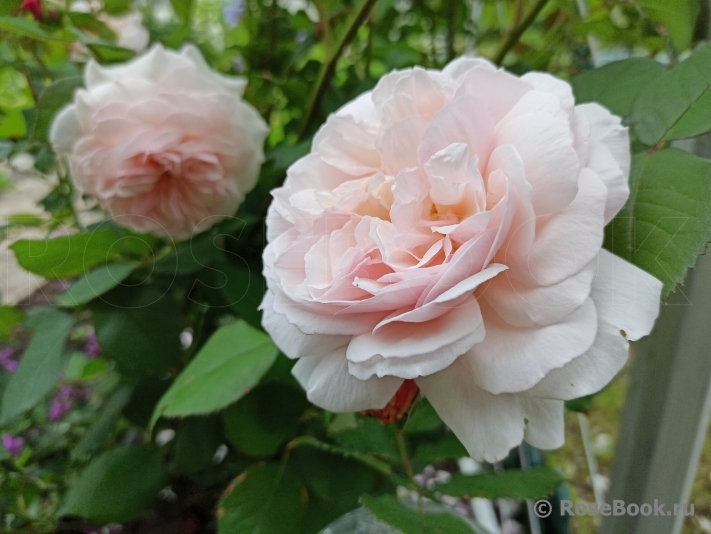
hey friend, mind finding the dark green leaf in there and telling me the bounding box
[72,384,134,459]
[92,288,182,372]
[10,229,124,279]
[218,463,305,534]
[633,43,711,145]
[55,261,139,307]
[222,382,308,457]
[0,309,73,423]
[604,148,711,299]
[30,77,83,142]
[332,416,399,462]
[219,263,265,330]
[174,416,221,474]
[412,433,467,468]
[572,58,666,117]
[60,445,167,523]
[151,321,278,427]
[435,467,565,500]
[404,399,442,434]
[361,495,475,534]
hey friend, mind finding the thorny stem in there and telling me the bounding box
[492,0,551,66]
[298,0,379,140]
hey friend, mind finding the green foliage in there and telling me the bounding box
[223,382,309,457]
[55,261,139,307]
[60,445,168,523]
[572,58,667,117]
[604,148,711,299]
[218,463,305,534]
[639,0,699,52]
[633,42,711,145]
[10,230,125,279]
[151,321,278,426]
[0,305,24,341]
[92,287,183,372]
[360,495,476,534]
[1,309,74,423]
[435,467,565,500]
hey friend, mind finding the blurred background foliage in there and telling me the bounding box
[0,0,709,533]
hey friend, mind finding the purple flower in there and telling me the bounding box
[84,331,101,359]
[223,0,245,28]
[48,398,72,421]
[0,347,17,373]
[48,384,87,421]
[2,434,24,457]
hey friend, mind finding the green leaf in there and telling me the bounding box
[0,306,24,341]
[633,43,711,145]
[92,288,182,372]
[170,0,194,22]
[604,148,711,299]
[0,109,27,139]
[565,395,594,413]
[218,463,305,534]
[55,261,139,307]
[103,0,131,14]
[331,416,399,462]
[0,16,60,41]
[222,382,309,457]
[220,263,266,330]
[290,448,391,532]
[361,495,475,534]
[0,309,73,423]
[72,384,134,459]
[151,321,278,427]
[572,58,666,117]
[174,416,221,475]
[31,77,83,142]
[435,467,564,500]
[404,399,442,434]
[10,229,124,279]
[86,42,135,63]
[60,445,167,523]
[412,433,467,468]
[640,0,699,52]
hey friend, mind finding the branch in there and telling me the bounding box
[298,0,379,140]
[493,0,551,66]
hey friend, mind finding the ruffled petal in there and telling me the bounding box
[292,348,402,412]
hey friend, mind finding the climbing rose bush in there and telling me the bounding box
[261,57,663,462]
[50,44,269,240]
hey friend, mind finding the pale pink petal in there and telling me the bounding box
[465,298,598,394]
[347,296,484,379]
[512,168,606,287]
[416,360,525,463]
[590,249,662,341]
[525,318,628,400]
[292,347,403,412]
[521,397,565,449]
[577,103,631,223]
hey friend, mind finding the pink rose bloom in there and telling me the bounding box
[261,57,663,462]
[50,44,269,240]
